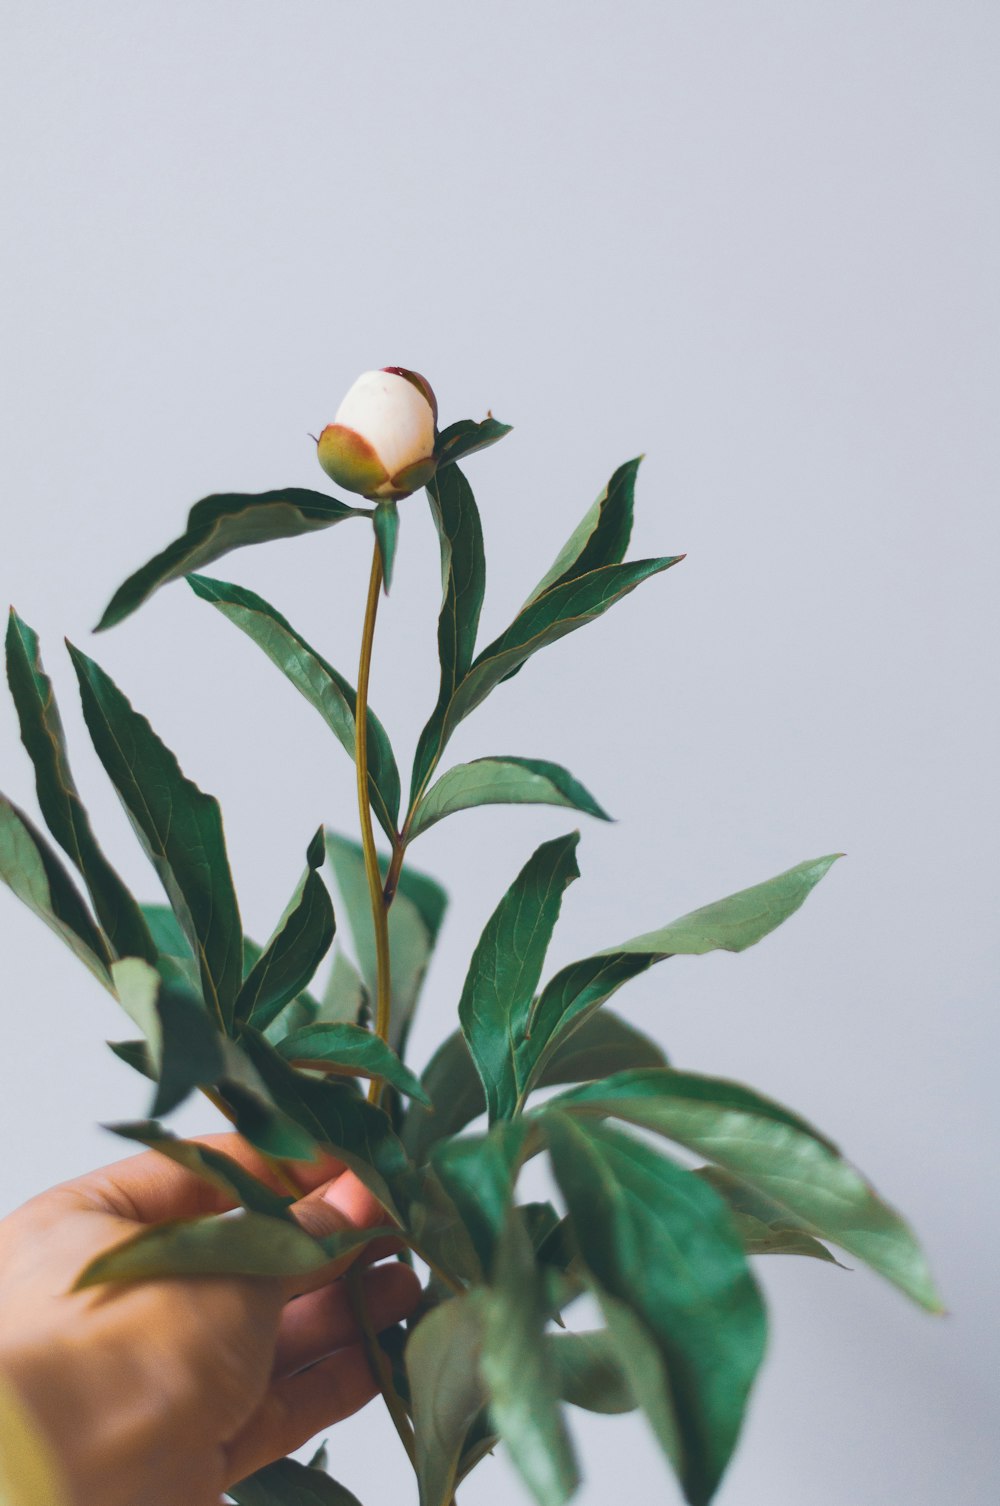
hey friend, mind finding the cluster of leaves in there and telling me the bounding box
[0,414,939,1506]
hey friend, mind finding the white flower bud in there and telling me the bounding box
[317,367,438,500]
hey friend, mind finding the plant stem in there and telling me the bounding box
[346,1263,416,1465]
[355,536,393,1101]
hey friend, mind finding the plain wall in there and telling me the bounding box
[1,3,997,1502]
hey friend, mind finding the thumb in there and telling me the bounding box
[286,1170,400,1296]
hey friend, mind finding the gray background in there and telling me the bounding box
[1,3,997,1502]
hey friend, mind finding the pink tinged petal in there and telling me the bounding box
[382,366,439,425]
[333,370,435,481]
[316,423,389,497]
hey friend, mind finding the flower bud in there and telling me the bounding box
[317,368,438,500]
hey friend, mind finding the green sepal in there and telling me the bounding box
[373,501,400,593]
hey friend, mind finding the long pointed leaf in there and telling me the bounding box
[409,756,610,839]
[96,488,367,630]
[188,575,400,841]
[434,416,512,470]
[276,1022,429,1103]
[479,1212,579,1506]
[237,830,335,1032]
[106,1121,295,1220]
[0,794,113,988]
[407,1294,486,1506]
[69,644,243,1030]
[73,1209,330,1288]
[516,854,841,1103]
[5,611,154,960]
[545,1113,766,1506]
[458,833,580,1123]
[551,1068,941,1310]
[522,456,641,607]
[409,464,485,806]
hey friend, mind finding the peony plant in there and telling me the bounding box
[0,369,940,1506]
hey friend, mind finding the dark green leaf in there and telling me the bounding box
[522,457,640,607]
[96,488,367,631]
[409,756,610,839]
[325,832,446,1052]
[409,464,485,806]
[69,644,244,1031]
[544,1113,766,1506]
[5,611,154,960]
[432,1121,530,1271]
[480,1212,579,1506]
[548,1329,637,1414]
[401,1009,665,1166]
[373,501,400,593]
[141,903,193,957]
[442,555,683,746]
[240,1029,409,1217]
[434,416,512,470]
[188,575,400,842]
[276,1022,429,1103]
[516,854,842,1104]
[394,1164,484,1287]
[74,1208,329,1288]
[553,1069,940,1309]
[228,1457,363,1506]
[107,1038,155,1079]
[0,795,113,988]
[111,956,225,1116]
[237,831,335,1033]
[459,833,580,1124]
[695,1167,842,1264]
[106,1121,294,1220]
[407,1294,486,1506]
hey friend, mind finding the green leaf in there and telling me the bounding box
[373,501,400,593]
[0,795,113,988]
[479,1212,579,1506]
[240,1029,409,1217]
[407,1294,486,1506]
[237,830,335,1033]
[401,1009,665,1166]
[141,903,193,957]
[544,1113,766,1506]
[522,457,640,608]
[432,1121,530,1271]
[111,957,224,1116]
[276,1022,429,1103]
[434,416,512,470]
[548,1329,637,1414]
[459,833,580,1124]
[96,488,367,631]
[552,1069,940,1309]
[443,555,683,745]
[188,574,400,842]
[695,1167,841,1264]
[324,832,447,1053]
[516,853,842,1105]
[73,1208,329,1288]
[394,1164,484,1287]
[5,611,155,961]
[228,1457,364,1506]
[69,644,244,1031]
[105,1121,295,1220]
[409,756,610,840]
[107,1038,155,1080]
[409,464,486,807]
[318,949,369,1025]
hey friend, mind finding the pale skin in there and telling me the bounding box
[0,1135,422,1506]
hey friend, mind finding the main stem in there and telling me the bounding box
[355,537,393,1101]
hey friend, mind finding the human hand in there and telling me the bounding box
[0,1136,421,1506]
